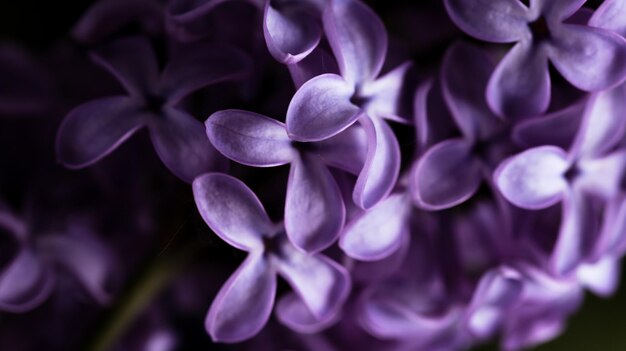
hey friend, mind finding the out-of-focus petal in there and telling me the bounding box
[150,108,224,183]
[315,124,368,175]
[495,146,570,209]
[549,25,626,91]
[323,0,387,85]
[0,249,54,313]
[160,44,251,105]
[577,257,619,297]
[590,0,626,37]
[263,1,321,64]
[275,242,351,320]
[414,78,457,150]
[353,116,401,209]
[442,42,499,141]
[285,154,345,252]
[276,293,340,333]
[192,173,271,251]
[444,0,530,43]
[167,0,230,23]
[286,73,360,142]
[360,62,412,124]
[287,47,340,88]
[206,253,276,343]
[91,36,159,97]
[56,96,149,168]
[340,193,411,261]
[487,41,550,118]
[206,109,295,167]
[577,150,626,199]
[412,139,482,210]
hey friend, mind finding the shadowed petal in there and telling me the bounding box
[494,146,570,209]
[192,173,271,251]
[340,193,411,261]
[150,108,225,183]
[353,116,401,209]
[276,293,340,333]
[323,0,387,85]
[0,249,54,313]
[285,154,345,252]
[264,1,321,64]
[275,242,351,320]
[288,47,340,88]
[286,73,360,141]
[444,0,529,43]
[412,139,482,210]
[167,0,230,23]
[540,0,588,21]
[442,42,499,141]
[590,0,626,37]
[487,41,550,118]
[56,96,149,168]
[160,44,251,105]
[315,124,368,175]
[549,25,626,91]
[91,36,159,97]
[206,253,276,343]
[206,109,295,167]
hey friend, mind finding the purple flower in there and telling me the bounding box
[206,109,367,252]
[445,0,626,118]
[56,36,251,182]
[286,0,410,209]
[494,87,626,275]
[192,173,350,342]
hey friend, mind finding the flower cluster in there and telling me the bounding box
[3,0,626,350]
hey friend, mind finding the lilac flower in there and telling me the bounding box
[445,0,626,118]
[206,109,366,252]
[286,0,410,209]
[412,42,512,210]
[494,86,626,275]
[192,173,350,342]
[56,36,251,182]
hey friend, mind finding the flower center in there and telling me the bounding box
[143,94,166,114]
[529,17,551,42]
[262,234,285,258]
[564,164,580,182]
[290,141,317,153]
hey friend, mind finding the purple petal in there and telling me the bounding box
[150,108,225,183]
[590,0,626,37]
[577,257,619,297]
[353,116,401,209]
[0,249,54,313]
[287,47,340,88]
[549,25,626,91]
[315,124,368,175]
[276,293,340,333]
[91,36,159,97]
[487,41,551,118]
[494,146,570,209]
[285,154,345,252]
[206,109,295,167]
[275,243,351,320]
[412,139,482,210]
[414,78,457,150]
[167,0,231,23]
[56,96,149,168]
[576,150,626,199]
[444,0,530,43]
[192,173,271,251]
[206,253,276,343]
[263,1,321,64]
[442,42,499,141]
[323,0,387,85]
[360,62,412,124]
[286,73,360,142]
[340,193,411,261]
[159,44,251,105]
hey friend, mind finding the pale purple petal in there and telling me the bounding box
[287,47,340,88]
[159,44,251,105]
[577,257,620,297]
[487,41,550,118]
[286,73,360,142]
[315,124,368,175]
[276,293,340,333]
[412,139,482,210]
[360,62,412,123]
[340,193,411,261]
[263,1,321,64]
[206,253,276,343]
[353,116,401,209]
[206,109,295,167]
[0,249,54,313]
[274,242,351,320]
[576,150,626,199]
[91,36,159,97]
[56,96,149,168]
[442,42,499,141]
[548,25,626,91]
[590,0,626,37]
[323,0,387,85]
[285,154,345,253]
[444,0,530,43]
[192,173,271,251]
[150,108,225,183]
